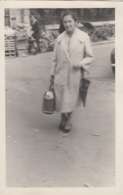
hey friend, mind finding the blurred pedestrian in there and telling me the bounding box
[31,15,40,53]
[50,10,94,136]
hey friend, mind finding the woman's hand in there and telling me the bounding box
[73,64,89,74]
[50,75,54,85]
[73,63,81,69]
[49,75,54,90]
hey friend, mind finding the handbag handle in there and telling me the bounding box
[49,83,54,91]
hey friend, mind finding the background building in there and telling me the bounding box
[5,8,115,33]
[5,9,31,34]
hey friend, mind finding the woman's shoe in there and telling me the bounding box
[61,125,72,136]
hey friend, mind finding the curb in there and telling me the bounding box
[92,39,115,46]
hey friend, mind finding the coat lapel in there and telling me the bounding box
[61,38,70,62]
[57,32,70,62]
[57,29,85,61]
[69,28,85,57]
[68,29,77,57]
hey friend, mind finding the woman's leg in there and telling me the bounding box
[59,113,66,130]
[59,112,73,134]
[65,112,73,127]
[60,112,73,135]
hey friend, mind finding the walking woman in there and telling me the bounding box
[50,11,94,135]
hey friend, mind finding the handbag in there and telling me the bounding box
[42,84,55,115]
[80,68,91,107]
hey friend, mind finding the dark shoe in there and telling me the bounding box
[61,125,71,136]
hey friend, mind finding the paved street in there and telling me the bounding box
[6,43,115,187]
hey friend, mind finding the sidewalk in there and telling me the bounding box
[92,38,115,46]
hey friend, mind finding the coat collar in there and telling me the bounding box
[57,31,66,43]
[57,28,86,44]
[57,31,70,61]
[57,28,86,60]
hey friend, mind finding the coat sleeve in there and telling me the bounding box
[80,34,94,71]
[50,39,58,76]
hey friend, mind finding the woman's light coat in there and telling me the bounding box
[51,28,94,113]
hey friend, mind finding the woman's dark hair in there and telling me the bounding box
[59,10,77,34]
[59,19,65,34]
[61,10,78,22]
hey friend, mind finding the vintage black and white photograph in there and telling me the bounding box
[5,7,115,187]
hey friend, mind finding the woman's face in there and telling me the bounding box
[63,15,76,33]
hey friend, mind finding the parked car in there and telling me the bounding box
[110,48,115,73]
